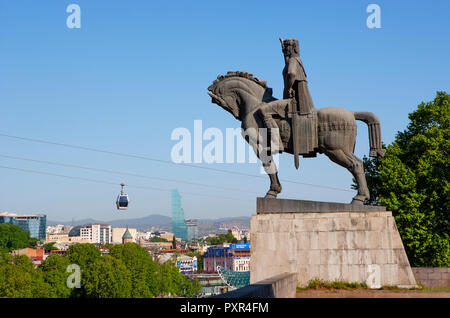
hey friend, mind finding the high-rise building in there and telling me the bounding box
[171,189,188,241]
[0,212,46,240]
[186,219,198,241]
[79,224,112,244]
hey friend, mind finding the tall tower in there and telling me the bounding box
[171,189,188,241]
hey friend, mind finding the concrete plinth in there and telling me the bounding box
[250,198,417,288]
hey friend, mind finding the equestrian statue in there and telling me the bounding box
[208,38,386,205]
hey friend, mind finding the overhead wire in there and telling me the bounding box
[0,132,354,193]
[0,164,251,202]
[0,153,261,195]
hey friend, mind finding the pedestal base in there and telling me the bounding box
[250,198,417,288]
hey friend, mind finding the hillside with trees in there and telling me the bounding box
[0,242,201,298]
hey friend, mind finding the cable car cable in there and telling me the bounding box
[0,164,251,202]
[0,132,354,193]
[0,153,262,195]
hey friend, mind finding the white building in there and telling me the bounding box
[48,224,73,235]
[233,257,250,272]
[176,255,198,274]
[80,224,112,244]
[138,230,153,240]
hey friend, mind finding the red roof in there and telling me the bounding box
[161,248,187,252]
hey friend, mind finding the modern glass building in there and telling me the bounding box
[0,212,46,240]
[186,219,198,241]
[171,189,188,241]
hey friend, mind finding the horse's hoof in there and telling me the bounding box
[351,198,365,205]
[271,185,282,193]
[264,191,278,199]
[370,148,386,158]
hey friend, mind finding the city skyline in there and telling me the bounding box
[1,1,449,221]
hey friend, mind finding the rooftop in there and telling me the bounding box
[0,212,45,217]
[122,228,133,239]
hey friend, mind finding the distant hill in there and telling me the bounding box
[48,214,172,231]
[196,216,250,236]
[48,214,250,233]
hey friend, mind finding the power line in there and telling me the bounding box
[0,164,251,202]
[0,153,261,195]
[0,132,258,175]
[0,132,354,193]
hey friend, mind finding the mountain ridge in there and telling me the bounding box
[48,214,251,232]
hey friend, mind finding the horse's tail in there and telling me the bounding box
[354,112,386,157]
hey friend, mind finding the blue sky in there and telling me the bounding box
[0,0,449,222]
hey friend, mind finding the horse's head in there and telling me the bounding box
[208,71,272,121]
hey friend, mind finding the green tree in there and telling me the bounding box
[183,277,202,297]
[64,243,101,297]
[0,223,36,252]
[40,253,72,297]
[0,255,55,297]
[43,242,58,251]
[83,255,132,298]
[155,263,200,297]
[150,236,169,242]
[358,91,449,266]
[205,233,237,245]
[65,243,101,270]
[0,250,13,265]
[109,243,159,297]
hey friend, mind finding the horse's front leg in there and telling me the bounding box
[244,127,282,199]
[262,161,282,199]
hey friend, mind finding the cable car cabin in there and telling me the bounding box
[116,194,129,210]
[116,183,129,210]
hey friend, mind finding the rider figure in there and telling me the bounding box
[281,38,315,114]
[258,38,316,154]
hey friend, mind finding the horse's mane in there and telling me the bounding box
[208,71,267,92]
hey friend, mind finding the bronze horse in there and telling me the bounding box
[208,71,385,204]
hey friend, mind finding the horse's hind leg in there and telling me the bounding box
[323,149,369,205]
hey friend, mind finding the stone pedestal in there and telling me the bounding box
[250,198,417,288]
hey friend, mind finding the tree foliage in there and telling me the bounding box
[40,254,72,297]
[0,223,37,252]
[0,255,55,297]
[0,242,202,298]
[204,233,237,245]
[109,243,159,297]
[65,243,101,271]
[43,242,58,251]
[358,92,449,266]
[150,236,169,242]
[155,263,200,297]
[83,255,132,298]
